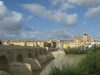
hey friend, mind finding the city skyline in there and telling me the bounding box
[0,0,100,40]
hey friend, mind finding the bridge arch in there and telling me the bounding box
[0,55,9,71]
[28,53,33,58]
[16,54,23,62]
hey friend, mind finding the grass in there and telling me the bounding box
[64,46,100,54]
[78,50,100,75]
[48,46,100,75]
[64,47,86,54]
[49,65,81,75]
[48,54,85,75]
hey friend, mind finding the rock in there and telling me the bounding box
[37,55,47,64]
[9,62,32,75]
[24,58,42,70]
[0,71,9,75]
[48,52,55,60]
[51,50,65,58]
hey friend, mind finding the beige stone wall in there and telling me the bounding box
[0,45,50,63]
[96,41,100,46]
[8,40,25,46]
[8,40,45,47]
[10,62,32,75]
[0,45,55,74]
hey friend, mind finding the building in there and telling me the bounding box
[7,40,47,47]
[3,34,100,49]
[95,41,100,46]
[56,34,96,49]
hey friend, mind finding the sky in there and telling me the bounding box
[0,0,100,40]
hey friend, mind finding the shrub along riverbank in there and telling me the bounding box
[48,46,100,75]
[64,46,100,54]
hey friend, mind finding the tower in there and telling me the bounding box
[83,34,88,43]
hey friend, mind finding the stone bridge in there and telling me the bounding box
[0,45,57,75]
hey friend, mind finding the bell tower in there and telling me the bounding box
[83,34,88,43]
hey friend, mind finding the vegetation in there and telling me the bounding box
[78,50,100,75]
[64,46,100,54]
[49,65,80,75]
[48,46,100,75]
[64,47,86,54]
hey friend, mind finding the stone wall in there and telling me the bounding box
[0,45,56,75]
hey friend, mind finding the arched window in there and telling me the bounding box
[16,54,23,62]
[28,53,33,58]
[0,55,9,71]
[0,41,2,45]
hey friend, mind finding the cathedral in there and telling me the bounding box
[56,34,96,49]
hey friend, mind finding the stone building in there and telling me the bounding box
[3,34,100,49]
[4,40,56,48]
[6,40,47,47]
[95,41,100,46]
[56,34,96,49]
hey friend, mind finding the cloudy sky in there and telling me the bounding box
[0,0,100,40]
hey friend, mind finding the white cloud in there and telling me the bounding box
[0,1,23,32]
[51,0,100,8]
[13,29,72,40]
[51,0,75,11]
[44,29,72,40]
[51,0,60,5]
[67,0,100,6]
[22,3,78,25]
[61,3,75,11]
[54,10,77,25]
[19,30,39,40]
[27,15,33,20]
[85,6,100,18]
[0,1,3,6]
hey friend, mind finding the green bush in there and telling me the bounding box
[49,65,81,75]
[78,50,100,75]
[48,50,100,75]
[64,47,86,54]
[64,46,100,54]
